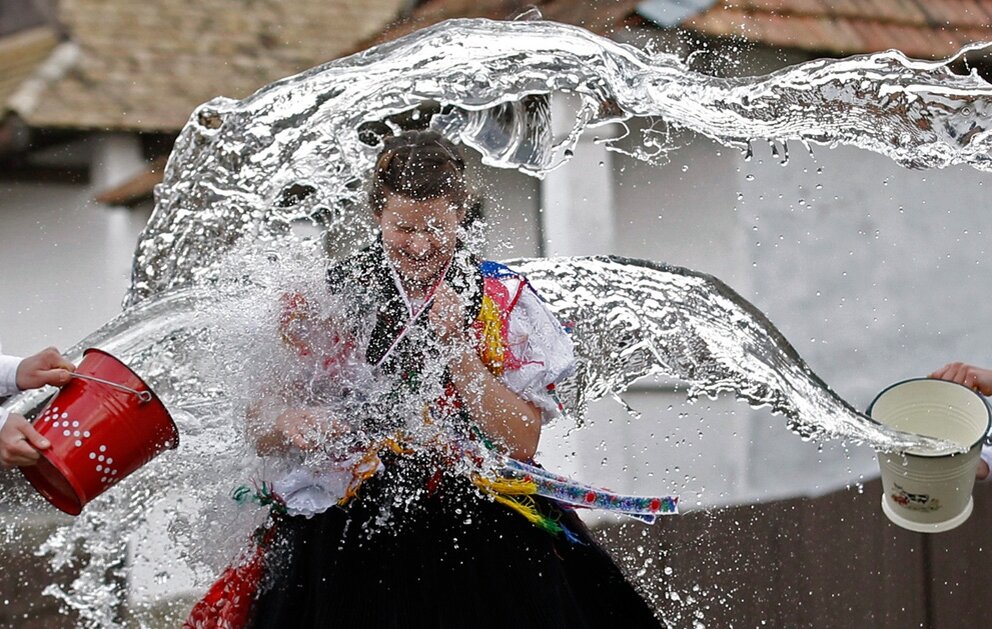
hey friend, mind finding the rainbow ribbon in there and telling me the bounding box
[496,457,678,523]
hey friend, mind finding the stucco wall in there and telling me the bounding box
[4,115,992,607]
[541,117,992,507]
[0,181,147,357]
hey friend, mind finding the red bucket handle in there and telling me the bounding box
[70,373,153,404]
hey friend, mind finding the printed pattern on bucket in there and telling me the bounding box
[37,405,120,486]
[890,482,942,512]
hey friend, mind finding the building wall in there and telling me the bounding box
[0,175,148,357]
[0,139,542,359]
[531,114,992,509]
[532,119,758,509]
[740,140,992,497]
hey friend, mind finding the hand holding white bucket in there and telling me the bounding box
[868,378,992,534]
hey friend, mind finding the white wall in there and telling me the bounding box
[532,115,992,509]
[466,148,542,259]
[0,180,148,358]
[0,138,544,607]
[531,123,756,510]
[7,116,989,514]
[740,142,992,497]
[0,138,541,359]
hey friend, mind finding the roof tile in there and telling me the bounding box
[686,0,992,57]
[13,0,992,132]
[0,27,60,108]
[16,0,407,131]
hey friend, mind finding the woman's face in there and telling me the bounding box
[376,192,464,292]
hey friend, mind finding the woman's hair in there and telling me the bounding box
[369,130,467,215]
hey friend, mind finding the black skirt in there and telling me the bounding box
[247,453,662,628]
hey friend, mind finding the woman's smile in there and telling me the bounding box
[377,193,464,295]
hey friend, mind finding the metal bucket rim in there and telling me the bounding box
[867,377,991,458]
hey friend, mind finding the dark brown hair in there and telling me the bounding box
[369,130,467,216]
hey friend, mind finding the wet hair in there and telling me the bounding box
[369,130,467,216]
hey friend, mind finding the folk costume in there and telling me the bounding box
[185,242,672,629]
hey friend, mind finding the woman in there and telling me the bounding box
[186,131,663,628]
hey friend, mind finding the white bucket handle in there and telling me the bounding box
[70,373,153,404]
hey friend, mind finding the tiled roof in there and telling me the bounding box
[362,0,992,62]
[685,0,992,59]
[11,0,408,132]
[0,26,59,117]
[352,0,642,51]
[13,0,991,133]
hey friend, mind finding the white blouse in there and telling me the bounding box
[489,273,575,424]
[271,266,577,517]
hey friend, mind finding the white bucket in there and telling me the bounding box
[868,378,991,533]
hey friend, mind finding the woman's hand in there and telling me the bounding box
[255,407,350,455]
[428,283,467,345]
[274,408,324,451]
[930,362,992,396]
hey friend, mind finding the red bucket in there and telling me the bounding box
[21,348,179,515]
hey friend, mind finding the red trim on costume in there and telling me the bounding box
[184,526,276,629]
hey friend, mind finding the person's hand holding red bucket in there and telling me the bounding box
[20,348,179,515]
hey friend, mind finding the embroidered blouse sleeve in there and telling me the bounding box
[499,283,576,424]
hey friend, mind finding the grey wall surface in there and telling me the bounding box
[740,141,992,497]
[536,118,992,509]
[0,148,541,359]
[4,118,991,610]
[0,182,147,358]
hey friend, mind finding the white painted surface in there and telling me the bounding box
[0,181,148,357]
[5,123,991,513]
[535,118,992,507]
[540,94,618,257]
[739,142,992,499]
[90,133,147,193]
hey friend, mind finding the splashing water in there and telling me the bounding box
[126,19,992,305]
[5,15,992,626]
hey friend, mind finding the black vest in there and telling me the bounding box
[325,241,484,430]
